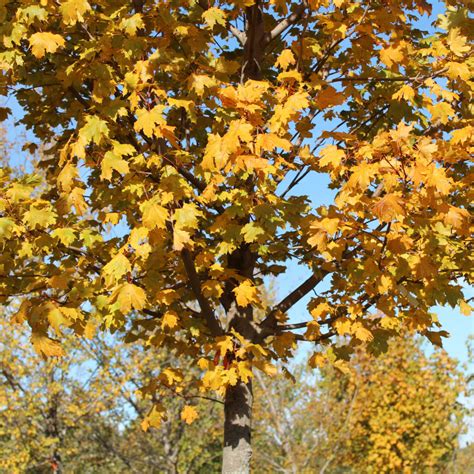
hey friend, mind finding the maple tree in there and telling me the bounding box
[0,0,472,471]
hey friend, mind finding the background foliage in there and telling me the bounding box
[1,314,472,473]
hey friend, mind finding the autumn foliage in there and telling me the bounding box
[0,0,472,471]
[1,318,471,472]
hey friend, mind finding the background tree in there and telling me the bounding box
[251,335,468,473]
[0,316,222,473]
[0,1,472,471]
[318,336,467,473]
[2,314,470,473]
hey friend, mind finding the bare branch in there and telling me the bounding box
[329,67,449,85]
[272,269,329,316]
[229,24,247,45]
[258,269,329,340]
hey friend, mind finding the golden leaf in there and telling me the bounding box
[233,280,259,308]
[181,405,199,424]
[29,32,65,58]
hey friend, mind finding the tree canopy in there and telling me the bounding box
[0,0,472,471]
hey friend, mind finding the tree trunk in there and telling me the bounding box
[222,380,253,474]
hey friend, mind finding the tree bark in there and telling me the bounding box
[222,380,253,474]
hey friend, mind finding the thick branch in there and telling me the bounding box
[181,248,223,336]
[258,268,329,340]
[273,269,329,316]
[265,2,308,45]
[329,67,449,84]
[292,330,336,343]
[229,24,247,45]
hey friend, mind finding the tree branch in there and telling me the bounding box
[229,24,247,45]
[264,2,309,45]
[181,248,223,336]
[273,269,329,316]
[258,268,329,340]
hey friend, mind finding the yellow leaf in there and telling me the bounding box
[181,405,199,424]
[80,115,110,145]
[162,311,179,330]
[45,304,71,334]
[426,166,452,195]
[23,204,57,229]
[445,61,470,81]
[446,28,470,57]
[174,203,202,231]
[60,0,91,25]
[311,217,340,235]
[451,126,473,145]
[102,253,131,286]
[444,206,470,230]
[309,352,327,368]
[372,193,405,222]
[392,84,415,102]
[233,280,259,308]
[100,151,130,180]
[29,32,65,58]
[120,13,144,36]
[188,74,217,96]
[275,49,296,70]
[377,274,394,294]
[310,302,331,320]
[0,217,16,240]
[216,335,234,357]
[241,222,265,243]
[141,199,168,229]
[459,300,472,316]
[255,133,292,153]
[427,102,455,125]
[307,230,327,251]
[134,106,166,137]
[335,317,351,336]
[202,133,228,170]
[237,361,253,383]
[379,45,403,68]
[141,404,165,431]
[57,163,78,193]
[31,334,64,358]
[269,91,309,132]
[173,229,191,251]
[319,145,345,169]
[111,283,147,314]
[67,187,88,215]
[277,70,303,83]
[202,7,227,28]
[346,162,376,190]
[259,361,278,376]
[51,227,76,246]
